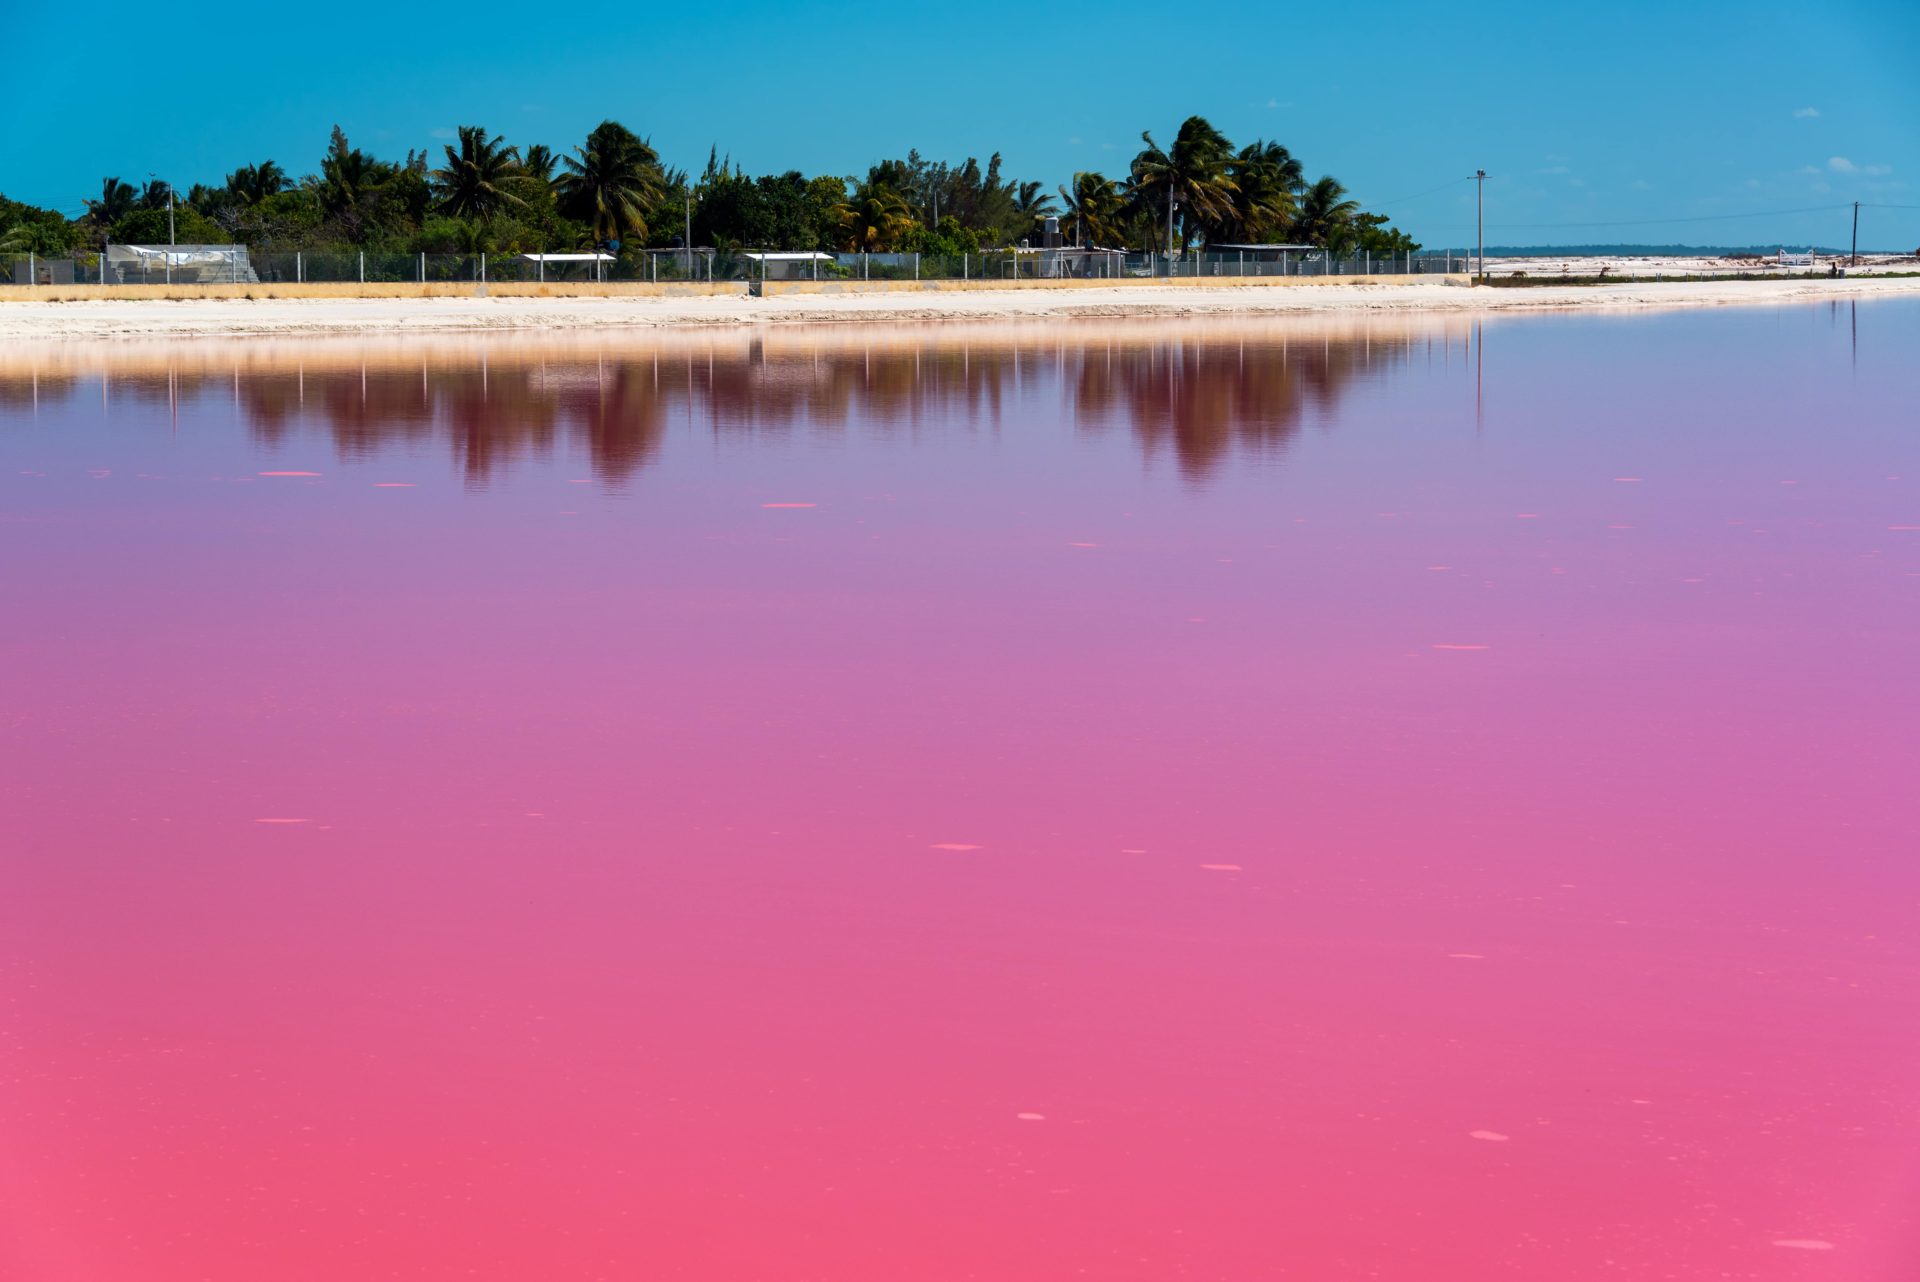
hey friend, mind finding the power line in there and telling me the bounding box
[1368,176,1473,209]
[1427,202,1856,232]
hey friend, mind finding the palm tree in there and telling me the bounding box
[1127,117,1239,253]
[225,161,291,205]
[1224,141,1301,242]
[557,121,664,248]
[1293,176,1360,246]
[519,144,558,188]
[431,125,526,221]
[837,179,915,251]
[138,179,173,211]
[1011,179,1059,234]
[84,177,137,224]
[1057,172,1125,248]
[312,126,378,215]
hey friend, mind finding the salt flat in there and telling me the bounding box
[2,276,1915,339]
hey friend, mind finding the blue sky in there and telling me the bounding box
[3,0,1914,249]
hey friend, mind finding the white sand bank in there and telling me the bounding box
[2,277,1915,339]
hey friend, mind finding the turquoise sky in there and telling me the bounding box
[3,0,1914,248]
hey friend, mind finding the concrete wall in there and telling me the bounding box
[760,275,1468,296]
[2,275,1468,303]
[1,281,752,303]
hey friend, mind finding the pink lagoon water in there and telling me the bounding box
[2,305,1917,1281]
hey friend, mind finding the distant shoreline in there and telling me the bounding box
[2,276,1915,340]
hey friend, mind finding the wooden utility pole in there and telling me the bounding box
[1475,170,1487,281]
[1851,201,1860,266]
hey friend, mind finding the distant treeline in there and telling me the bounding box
[0,116,1417,264]
[1480,243,1887,257]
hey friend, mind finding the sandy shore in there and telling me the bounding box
[2,277,1914,339]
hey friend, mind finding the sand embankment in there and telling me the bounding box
[1,276,1914,339]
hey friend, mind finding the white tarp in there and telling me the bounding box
[112,244,245,267]
[519,253,614,263]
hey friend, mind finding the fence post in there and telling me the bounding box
[914,252,919,281]
[419,252,425,283]
[102,242,108,287]
[481,253,486,283]
[538,255,544,284]
[358,251,364,284]
[295,250,302,283]
[963,253,968,280]
[863,252,869,281]
[27,251,34,285]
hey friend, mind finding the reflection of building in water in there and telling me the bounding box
[0,323,1446,483]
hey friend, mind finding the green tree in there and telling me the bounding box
[1293,175,1360,246]
[226,161,291,205]
[109,206,230,245]
[2,194,82,254]
[310,126,386,217]
[557,121,664,248]
[905,215,980,257]
[1057,172,1125,247]
[1224,141,1302,242]
[1343,211,1420,255]
[1010,180,1059,239]
[519,145,558,188]
[85,177,138,225]
[431,125,526,221]
[836,179,915,251]
[1128,117,1239,252]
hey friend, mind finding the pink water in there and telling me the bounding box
[3,307,1917,1281]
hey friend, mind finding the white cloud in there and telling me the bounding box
[1793,106,1820,118]
[430,127,457,140]
[1827,157,1896,178]
[1537,165,1569,175]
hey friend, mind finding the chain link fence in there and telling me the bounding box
[6,246,1471,287]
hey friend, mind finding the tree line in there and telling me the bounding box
[1,115,1417,262]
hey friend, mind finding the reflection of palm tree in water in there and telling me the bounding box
[236,363,670,487]
[1070,334,1407,478]
[2,331,1415,484]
